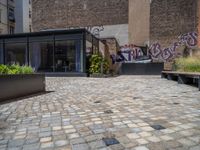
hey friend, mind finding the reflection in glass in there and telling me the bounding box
[29,41,53,72]
[86,40,92,56]
[55,40,81,72]
[5,43,27,65]
[0,42,3,64]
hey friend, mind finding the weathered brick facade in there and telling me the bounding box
[150,0,198,47]
[198,0,200,47]
[32,0,128,31]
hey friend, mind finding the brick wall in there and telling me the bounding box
[150,0,198,47]
[32,0,128,31]
[198,0,200,48]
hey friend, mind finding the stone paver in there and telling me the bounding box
[0,76,200,150]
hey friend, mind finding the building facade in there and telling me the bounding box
[15,0,32,33]
[150,0,198,47]
[0,0,15,34]
[32,0,128,45]
[149,0,199,63]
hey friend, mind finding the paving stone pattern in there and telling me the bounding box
[0,76,200,150]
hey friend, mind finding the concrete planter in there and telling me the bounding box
[0,74,45,101]
[121,63,164,75]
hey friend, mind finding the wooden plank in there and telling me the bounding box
[162,71,200,77]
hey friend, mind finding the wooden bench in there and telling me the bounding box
[161,71,200,91]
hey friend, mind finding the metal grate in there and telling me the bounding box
[94,101,101,104]
[173,102,180,105]
[103,138,119,146]
[151,125,166,130]
[104,110,113,114]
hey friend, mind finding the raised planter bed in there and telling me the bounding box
[0,74,45,101]
[161,71,200,91]
[121,63,164,75]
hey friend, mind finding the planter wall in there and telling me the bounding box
[0,74,45,101]
[121,63,164,75]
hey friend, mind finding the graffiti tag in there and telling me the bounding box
[149,32,198,61]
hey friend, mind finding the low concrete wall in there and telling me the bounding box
[121,63,164,75]
[0,74,45,101]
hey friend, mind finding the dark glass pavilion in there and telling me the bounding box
[0,29,101,74]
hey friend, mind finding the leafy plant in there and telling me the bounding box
[0,64,34,75]
[174,56,200,72]
[89,54,109,74]
[20,66,34,74]
[0,64,9,74]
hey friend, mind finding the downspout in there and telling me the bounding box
[7,0,9,33]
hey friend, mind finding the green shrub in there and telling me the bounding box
[0,64,9,74]
[174,56,200,72]
[0,64,34,75]
[19,65,34,74]
[89,54,109,74]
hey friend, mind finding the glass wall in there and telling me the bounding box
[29,36,54,72]
[86,40,92,56]
[55,34,83,72]
[93,38,99,54]
[0,40,3,64]
[0,31,94,73]
[5,38,27,65]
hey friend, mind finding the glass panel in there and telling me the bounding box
[0,42,3,64]
[99,41,105,57]
[29,41,53,72]
[5,43,27,65]
[55,40,82,72]
[86,40,92,56]
[93,38,99,54]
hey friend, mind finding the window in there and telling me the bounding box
[0,10,2,23]
[29,25,32,32]
[9,26,14,34]
[29,36,54,72]
[29,10,31,18]
[0,41,3,64]
[8,8,15,22]
[5,42,27,65]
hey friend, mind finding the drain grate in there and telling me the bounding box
[151,125,166,130]
[173,102,180,105]
[104,110,113,114]
[103,138,119,146]
[133,97,140,100]
[94,101,101,104]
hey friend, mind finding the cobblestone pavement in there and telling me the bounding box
[0,76,200,150]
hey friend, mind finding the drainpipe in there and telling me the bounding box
[6,0,9,34]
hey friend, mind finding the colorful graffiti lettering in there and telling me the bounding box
[149,32,198,61]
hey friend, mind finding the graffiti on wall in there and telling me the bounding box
[67,25,104,37]
[110,32,198,64]
[149,32,198,61]
[110,44,150,64]
[86,26,104,37]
